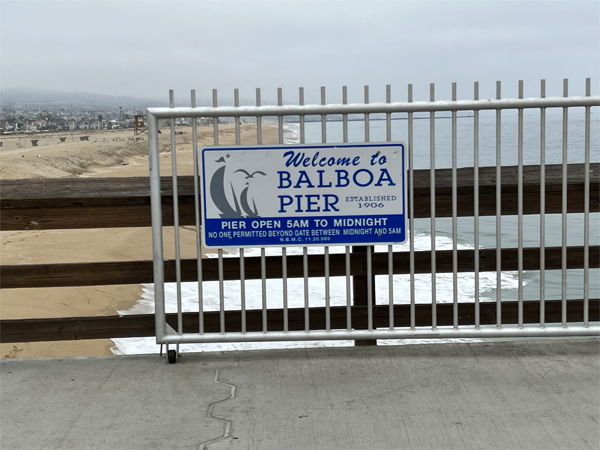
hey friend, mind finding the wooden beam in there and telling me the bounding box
[1,299,597,343]
[2,163,597,230]
[1,246,597,289]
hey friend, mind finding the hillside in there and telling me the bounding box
[0,88,167,108]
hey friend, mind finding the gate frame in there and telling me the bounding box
[147,85,600,353]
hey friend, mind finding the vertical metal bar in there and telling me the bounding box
[517,80,524,328]
[451,82,458,329]
[303,247,309,331]
[346,246,352,331]
[278,87,284,144]
[261,247,267,332]
[562,79,568,327]
[386,84,393,328]
[148,111,166,340]
[430,83,437,330]
[169,90,183,335]
[191,90,204,334]
[473,81,480,329]
[320,88,330,331]
[299,86,308,331]
[321,86,327,143]
[212,89,219,145]
[256,88,262,144]
[364,85,370,143]
[495,81,502,329]
[282,247,288,332]
[235,89,246,330]
[278,88,289,333]
[408,84,416,331]
[386,84,392,142]
[234,88,241,145]
[240,248,246,333]
[388,244,394,330]
[540,79,546,327]
[325,247,331,331]
[342,86,348,143]
[299,87,305,144]
[367,246,373,331]
[218,248,225,333]
[584,78,591,327]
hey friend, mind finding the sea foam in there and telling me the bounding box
[112,233,523,355]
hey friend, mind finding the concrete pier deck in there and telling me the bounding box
[1,339,599,449]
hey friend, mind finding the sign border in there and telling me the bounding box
[200,142,408,248]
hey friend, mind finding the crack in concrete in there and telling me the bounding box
[198,369,237,450]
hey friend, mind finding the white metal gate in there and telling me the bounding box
[147,80,599,362]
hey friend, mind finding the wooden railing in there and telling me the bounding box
[1,163,599,344]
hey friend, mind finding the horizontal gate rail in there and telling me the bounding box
[2,299,598,343]
[1,245,598,289]
[147,95,599,118]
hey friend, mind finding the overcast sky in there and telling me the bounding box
[1,0,598,104]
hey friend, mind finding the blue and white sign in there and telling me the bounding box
[201,143,407,248]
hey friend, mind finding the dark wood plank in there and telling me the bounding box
[1,299,597,343]
[2,164,597,230]
[2,164,596,207]
[0,204,197,230]
[2,246,597,289]
[0,177,195,207]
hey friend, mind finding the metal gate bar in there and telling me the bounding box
[408,84,416,331]
[540,80,546,327]
[474,82,481,329]
[169,89,183,336]
[147,80,600,346]
[562,80,569,326]
[518,80,524,328]
[452,82,459,329]
[430,84,437,330]
[585,79,592,326]
[191,90,205,335]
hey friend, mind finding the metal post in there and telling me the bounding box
[191,89,204,335]
[430,83,437,330]
[353,245,377,346]
[473,81,480,329]
[408,83,416,331]
[148,111,166,341]
[540,79,546,328]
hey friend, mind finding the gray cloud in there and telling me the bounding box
[1,0,598,104]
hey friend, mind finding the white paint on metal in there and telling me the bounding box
[147,82,600,346]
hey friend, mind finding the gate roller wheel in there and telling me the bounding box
[168,349,177,364]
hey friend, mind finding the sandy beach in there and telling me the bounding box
[1,123,283,359]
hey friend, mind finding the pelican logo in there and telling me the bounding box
[209,156,266,218]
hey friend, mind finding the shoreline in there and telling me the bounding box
[1,123,284,359]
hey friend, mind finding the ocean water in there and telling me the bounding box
[112,109,599,355]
